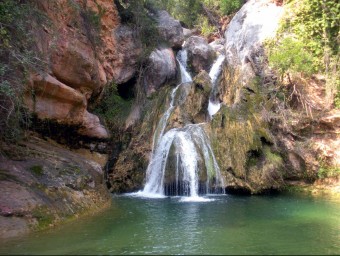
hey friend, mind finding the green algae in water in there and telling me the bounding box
[0,194,339,255]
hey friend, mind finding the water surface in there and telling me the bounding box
[0,193,339,255]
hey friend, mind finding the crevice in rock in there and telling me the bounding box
[117,76,137,100]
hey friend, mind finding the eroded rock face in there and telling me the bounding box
[24,74,109,139]
[185,36,215,74]
[26,0,142,139]
[0,135,111,239]
[156,10,184,48]
[143,48,178,96]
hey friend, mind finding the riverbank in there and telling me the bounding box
[0,133,111,239]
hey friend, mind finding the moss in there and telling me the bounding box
[263,146,283,167]
[32,206,55,230]
[29,165,44,176]
[318,165,340,179]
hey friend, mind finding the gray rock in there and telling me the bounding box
[156,10,184,48]
[209,39,225,54]
[184,36,215,74]
[144,48,177,96]
[224,0,283,79]
[114,25,142,84]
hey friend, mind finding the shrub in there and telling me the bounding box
[0,0,47,141]
[219,0,243,15]
[93,82,132,131]
[267,37,315,78]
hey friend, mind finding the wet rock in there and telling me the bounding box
[209,39,225,55]
[156,10,184,48]
[184,36,215,74]
[144,48,177,96]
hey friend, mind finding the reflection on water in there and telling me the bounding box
[0,193,339,255]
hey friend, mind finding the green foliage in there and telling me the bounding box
[150,0,243,29]
[282,0,339,64]
[196,15,216,37]
[318,165,340,179]
[219,0,243,15]
[93,82,132,131]
[29,165,44,176]
[267,0,339,106]
[32,206,54,230]
[0,0,47,141]
[115,0,161,62]
[267,37,315,77]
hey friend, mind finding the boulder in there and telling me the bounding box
[50,41,107,95]
[209,39,225,55]
[24,74,109,139]
[112,25,142,84]
[143,48,177,96]
[184,36,215,74]
[156,10,184,48]
[224,0,283,81]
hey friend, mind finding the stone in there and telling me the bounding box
[143,48,177,96]
[209,39,225,55]
[112,25,142,84]
[224,0,283,81]
[184,36,215,74]
[24,74,109,139]
[50,42,107,94]
[156,10,184,49]
[0,135,111,239]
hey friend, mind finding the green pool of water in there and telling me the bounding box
[0,193,339,255]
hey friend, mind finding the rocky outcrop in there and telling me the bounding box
[184,36,215,74]
[211,0,339,194]
[143,48,178,96]
[24,74,109,139]
[0,134,111,239]
[156,10,184,48]
[26,0,142,139]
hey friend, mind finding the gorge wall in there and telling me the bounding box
[0,0,339,239]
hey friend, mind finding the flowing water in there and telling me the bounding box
[1,193,339,255]
[208,54,225,118]
[141,50,224,198]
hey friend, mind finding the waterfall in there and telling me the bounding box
[208,54,225,117]
[139,49,225,199]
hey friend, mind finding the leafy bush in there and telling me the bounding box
[219,0,243,15]
[267,0,339,106]
[93,83,132,131]
[196,15,216,37]
[267,37,315,78]
[0,0,47,141]
[318,165,340,179]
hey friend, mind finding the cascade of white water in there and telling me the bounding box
[208,55,225,117]
[141,47,225,199]
[151,50,192,150]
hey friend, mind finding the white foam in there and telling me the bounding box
[179,196,215,202]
